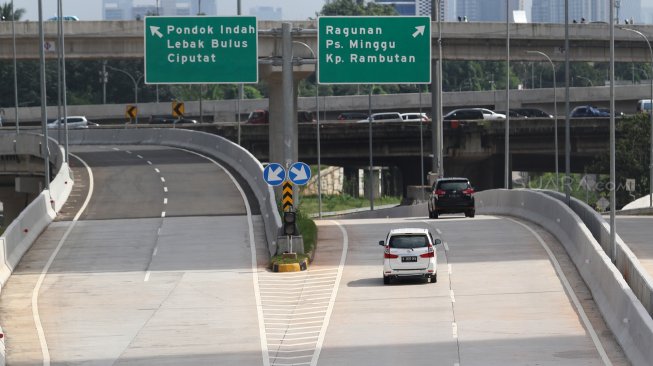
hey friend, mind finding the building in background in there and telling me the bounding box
[620,0,642,24]
[103,0,134,20]
[456,0,520,22]
[250,6,282,20]
[374,0,449,19]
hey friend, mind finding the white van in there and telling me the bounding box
[636,99,651,113]
[47,116,89,129]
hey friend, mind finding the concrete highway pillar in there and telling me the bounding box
[0,188,33,227]
[260,65,314,168]
[343,167,359,197]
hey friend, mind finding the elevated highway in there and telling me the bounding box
[0,129,651,364]
[2,21,653,62]
[0,136,629,365]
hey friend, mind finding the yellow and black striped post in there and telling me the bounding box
[282,180,293,211]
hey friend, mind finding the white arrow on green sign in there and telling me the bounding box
[318,16,431,84]
[144,16,258,84]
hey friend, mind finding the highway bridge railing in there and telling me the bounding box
[67,128,282,256]
[477,189,653,365]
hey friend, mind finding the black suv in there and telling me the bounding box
[428,177,475,219]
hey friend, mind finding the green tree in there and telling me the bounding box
[0,2,24,21]
[588,113,651,209]
[320,0,397,16]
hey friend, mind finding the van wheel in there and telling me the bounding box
[431,274,437,283]
[383,276,390,285]
[433,210,439,219]
[466,210,475,218]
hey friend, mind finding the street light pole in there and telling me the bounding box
[11,0,19,133]
[564,0,571,204]
[574,75,593,86]
[526,50,558,187]
[619,26,653,208]
[106,65,143,124]
[505,0,510,189]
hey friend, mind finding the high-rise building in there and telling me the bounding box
[531,0,617,24]
[373,0,450,19]
[456,0,520,22]
[250,6,282,20]
[103,0,133,20]
[620,0,642,24]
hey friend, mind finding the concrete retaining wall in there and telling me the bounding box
[67,128,282,256]
[540,190,653,318]
[0,133,72,366]
[477,189,653,365]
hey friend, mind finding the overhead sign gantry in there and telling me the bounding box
[317,16,431,84]
[144,16,258,84]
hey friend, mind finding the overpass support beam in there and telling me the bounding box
[0,187,36,227]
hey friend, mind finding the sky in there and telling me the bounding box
[16,0,327,21]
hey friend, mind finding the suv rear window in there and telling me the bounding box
[389,235,428,249]
[438,181,470,191]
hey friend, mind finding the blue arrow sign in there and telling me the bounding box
[263,163,286,186]
[289,162,311,185]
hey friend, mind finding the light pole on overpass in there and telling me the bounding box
[526,50,558,187]
[574,75,593,87]
[618,26,653,208]
[106,65,144,124]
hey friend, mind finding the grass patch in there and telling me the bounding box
[270,253,310,265]
[298,194,401,216]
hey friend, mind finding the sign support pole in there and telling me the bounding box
[282,23,294,168]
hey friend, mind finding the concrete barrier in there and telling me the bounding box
[477,189,653,365]
[67,128,282,256]
[540,190,653,318]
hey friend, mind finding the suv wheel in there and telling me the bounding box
[465,210,475,218]
[383,276,390,285]
[430,274,437,283]
[432,210,439,219]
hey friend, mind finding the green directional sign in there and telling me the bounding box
[318,16,431,84]
[144,16,258,84]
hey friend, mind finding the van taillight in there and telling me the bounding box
[384,246,399,259]
[463,188,475,196]
[420,245,435,258]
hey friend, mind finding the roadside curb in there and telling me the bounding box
[272,259,309,272]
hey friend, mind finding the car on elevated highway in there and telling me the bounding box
[443,108,505,120]
[379,228,441,285]
[570,105,610,117]
[401,112,431,122]
[356,112,403,123]
[47,116,90,129]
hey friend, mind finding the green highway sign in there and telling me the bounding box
[144,16,258,84]
[318,16,431,84]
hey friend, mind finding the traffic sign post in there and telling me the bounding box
[282,181,293,211]
[263,163,286,186]
[125,105,137,122]
[318,16,431,84]
[289,162,311,185]
[144,16,258,84]
[172,101,185,117]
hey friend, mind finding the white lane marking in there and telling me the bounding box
[506,217,612,366]
[153,247,158,256]
[310,221,348,366]
[266,325,322,331]
[112,147,120,151]
[436,228,442,234]
[144,271,151,282]
[161,211,166,218]
[448,264,452,275]
[164,187,168,193]
[444,242,450,251]
[450,290,456,303]
[452,322,458,339]
[163,198,168,205]
[160,177,165,183]
[270,348,315,353]
[155,168,160,173]
[137,155,143,159]
[176,148,269,366]
[126,150,132,154]
[147,161,152,165]
[32,153,95,366]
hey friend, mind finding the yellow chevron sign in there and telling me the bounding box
[282,181,293,211]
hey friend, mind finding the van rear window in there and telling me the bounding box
[389,235,428,249]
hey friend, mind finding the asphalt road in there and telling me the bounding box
[0,145,630,365]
